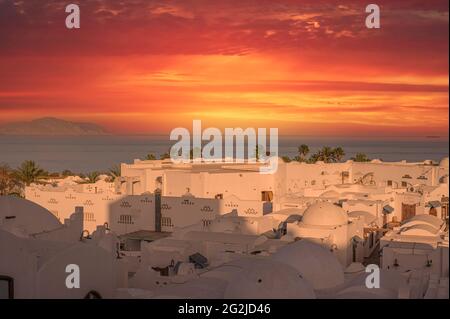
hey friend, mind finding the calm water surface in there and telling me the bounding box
[0,135,448,173]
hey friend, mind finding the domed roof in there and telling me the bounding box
[344,262,366,275]
[348,211,377,225]
[272,240,344,290]
[400,214,443,230]
[334,287,397,299]
[439,157,449,168]
[302,202,348,227]
[400,224,439,236]
[224,259,316,299]
[335,268,407,299]
[0,196,61,235]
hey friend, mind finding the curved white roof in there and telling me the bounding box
[335,286,397,299]
[224,259,316,299]
[400,214,443,230]
[0,196,61,235]
[400,224,439,236]
[272,240,344,290]
[268,208,303,224]
[302,202,348,227]
[339,268,407,298]
[344,262,366,274]
[348,211,377,225]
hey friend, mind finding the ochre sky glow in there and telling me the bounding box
[0,0,448,137]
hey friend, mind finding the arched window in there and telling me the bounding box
[0,275,14,299]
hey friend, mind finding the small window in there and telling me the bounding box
[118,214,133,224]
[0,276,14,299]
[202,219,212,227]
[401,181,408,188]
[84,212,96,222]
[261,191,273,202]
[215,193,223,199]
[387,180,393,187]
[161,217,173,227]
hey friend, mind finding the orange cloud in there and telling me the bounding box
[0,0,448,137]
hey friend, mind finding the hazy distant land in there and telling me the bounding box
[0,118,108,136]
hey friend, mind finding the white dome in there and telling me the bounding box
[348,211,377,225]
[302,202,348,227]
[334,287,397,299]
[344,262,366,275]
[224,259,316,299]
[401,214,443,230]
[272,240,345,290]
[0,196,61,235]
[335,269,407,299]
[400,224,439,236]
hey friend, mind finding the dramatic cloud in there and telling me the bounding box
[0,0,448,136]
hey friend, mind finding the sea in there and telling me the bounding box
[0,135,448,173]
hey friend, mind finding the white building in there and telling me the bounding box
[381,215,448,274]
[0,196,127,299]
[1,196,448,299]
[24,157,449,238]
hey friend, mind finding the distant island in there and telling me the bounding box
[0,117,109,136]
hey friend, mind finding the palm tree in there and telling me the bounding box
[322,146,336,162]
[307,153,319,163]
[297,144,310,162]
[254,144,266,161]
[108,165,121,182]
[145,153,156,160]
[85,172,100,184]
[333,147,345,162]
[14,160,47,186]
[351,153,371,162]
[0,164,22,195]
[318,146,334,163]
[309,146,340,163]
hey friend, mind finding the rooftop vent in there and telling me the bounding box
[189,253,208,269]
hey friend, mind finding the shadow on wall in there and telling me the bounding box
[108,194,156,236]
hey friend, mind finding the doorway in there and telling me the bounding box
[401,203,416,221]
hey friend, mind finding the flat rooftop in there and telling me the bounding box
[119,230,172,242]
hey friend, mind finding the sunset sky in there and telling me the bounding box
[0,0,448,137]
